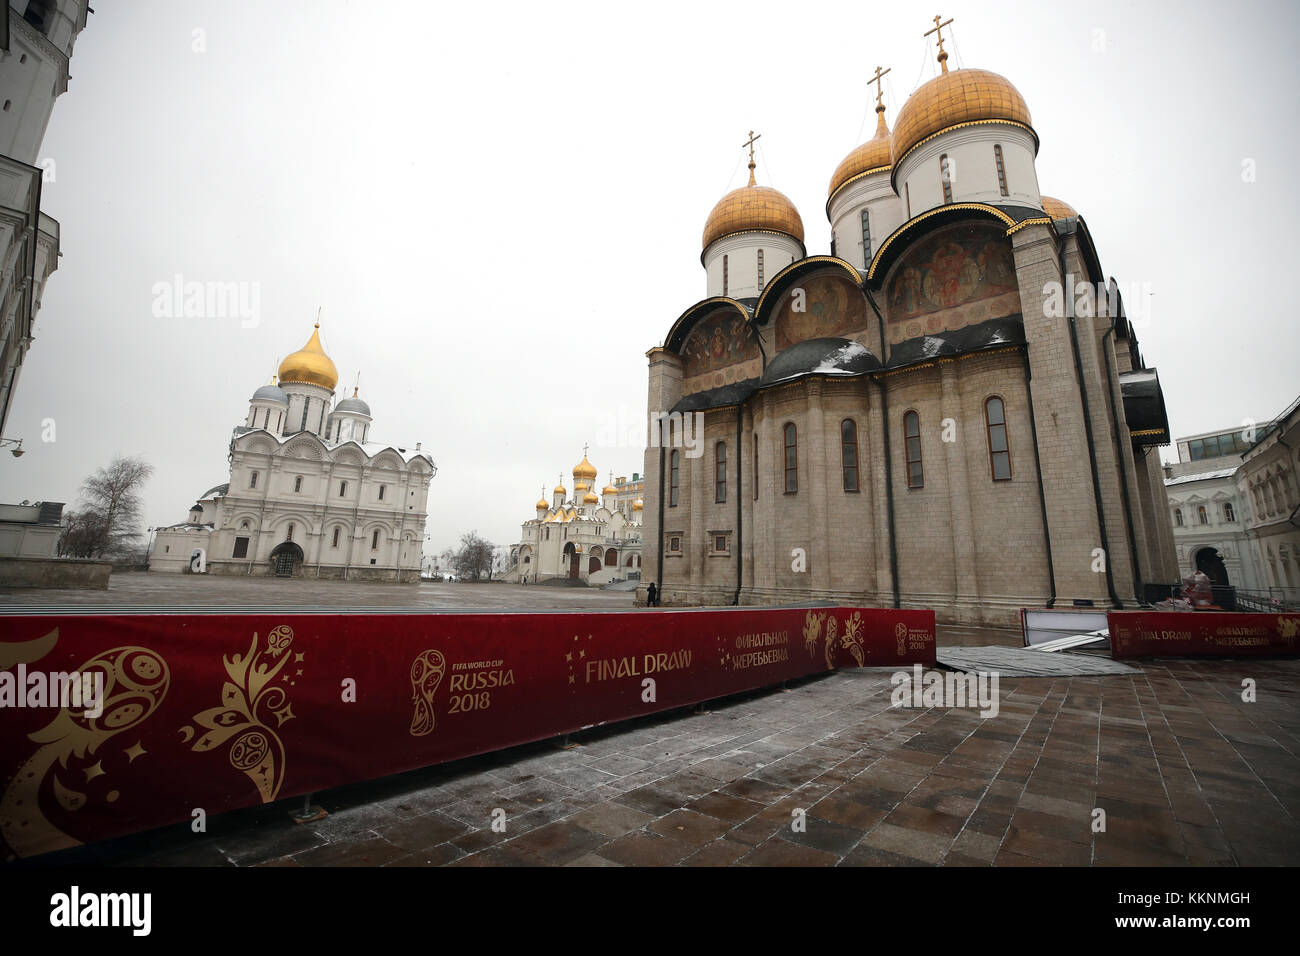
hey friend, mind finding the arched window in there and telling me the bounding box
[249,471,258,489]
[669,450,680,507]
[332,527,341,548]
[1174,508,1184,527]
[861,210,872,265]
[757,249,765,291]
[783,423,798,494]
[1224,502,1235,523]
[339,480,347,497]
[371,530,381,550]
[262,408,271,429]
[904,411,923,489]
[994,144,1008,196]
[841,419,859,492]
[715,442,727,503]
[722,255,729,296]
[1198,505,1208,525]
[939,154,953,204]
[378,485,386,501]
[985,397,1012,480]
[294,476,303,493]
[753,432,759,500]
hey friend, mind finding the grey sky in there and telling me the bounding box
[1,0,1296,552]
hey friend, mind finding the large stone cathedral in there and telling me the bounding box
[149,322,435,581]
[639,27,1178,625]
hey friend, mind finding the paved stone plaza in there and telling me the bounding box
[15,587,1296,867]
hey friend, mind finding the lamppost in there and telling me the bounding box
[0,437,24,458]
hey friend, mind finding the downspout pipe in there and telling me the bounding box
[1100,322,1144,604]
[656,444,665,596]
[1022,349,1057,607]
[1060,239,1122,609]
[863,286,900,609]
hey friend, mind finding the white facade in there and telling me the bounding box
[1236,398,1300,597]
[148,326,436,582]
[703,232,803,300]
[829,172,904,272]
[0,0,90,435]
[894,125,1041,220]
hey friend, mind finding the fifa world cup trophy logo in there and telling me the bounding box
[409,650,447,737]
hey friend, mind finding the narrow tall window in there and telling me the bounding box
[783,423,798,494]
[1198,505,1208,525]
[262,408,270,429]
[1224,502,1235,522]
[757,249,765,291]
[939,154,953,204]
[339,481,347,497]
[715,442,727,503]
[250,471,258,489]
[753,433,759,500]
[841,419,859,492]
[1174,508,1184,527]
[994,144,1008,196]
[293,476,302,493]
[372,530,380,550]
[722,255,729,296]
[378,485,386,501]
[905,182,912,218]
[286,523,294,542]
[299,400,309,433]
[332,527,341,548]
[669,450,680,507]
[985,397,1012,480]
[861,210,872,265]
[904,411,923,489]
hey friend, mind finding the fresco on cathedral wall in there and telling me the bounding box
[774,273,870,351]
[680,309,761,393]
[883,223,1021,345]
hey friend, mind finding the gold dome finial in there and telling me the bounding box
[870,65,892,135]
[743,130,761,186]
[573,444,597,481]
[278,319,338,391]
[925,14,954,74]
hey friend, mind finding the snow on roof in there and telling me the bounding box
[1164,467,1238,486]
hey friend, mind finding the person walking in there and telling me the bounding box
[647,582,658,607]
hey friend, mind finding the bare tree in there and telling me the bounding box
[453,531,495,581]
[59,456,154,558]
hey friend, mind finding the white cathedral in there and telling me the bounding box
[149,322,435,581]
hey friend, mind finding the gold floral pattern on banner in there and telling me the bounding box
[1,637,170,859]
[802,611,826,661]
[181,625,300,803]
[840,612,866,666]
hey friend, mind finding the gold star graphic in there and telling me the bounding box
[84,762,106,782]
[569,675,575,684]
[294,652,305,662]
[124,741,147,763]
[565,652,572,663]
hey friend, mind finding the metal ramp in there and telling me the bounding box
[935,645,1138,677]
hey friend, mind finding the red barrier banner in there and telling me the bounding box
[0,605,934,859]
[1108,610,1300,659]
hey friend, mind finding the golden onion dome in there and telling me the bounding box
[535,496,548,510]
[553,482,566,495]
[702,157,804,252]
[1040,196,1077,221]
[277,323,338,391]
[575,480,589,493]
[572,455,597,481]
[829,109,893,202]
[891,68,1033,168]
[602,482,618,496]
[583,491,599,505]
[632,498,644,512]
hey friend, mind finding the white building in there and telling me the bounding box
[149,322,436,581]
[0,0,90,437]
[1164,424,1265,592]
[1236,396,1300,599]
[509,452,643,585]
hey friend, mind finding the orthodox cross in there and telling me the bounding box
[742,130,761,185]
[925,14,954,73]
[869,65,891,110]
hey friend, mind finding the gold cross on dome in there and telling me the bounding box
[742,130,761,185]
[925,14,954,73]
[869,65,891,110]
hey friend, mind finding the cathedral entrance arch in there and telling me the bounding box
[563,542,579,579]
[1194,547,1230,588]
[270,541,304,577]
[589,556,602,574]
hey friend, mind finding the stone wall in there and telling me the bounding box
[0,557,111,590]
